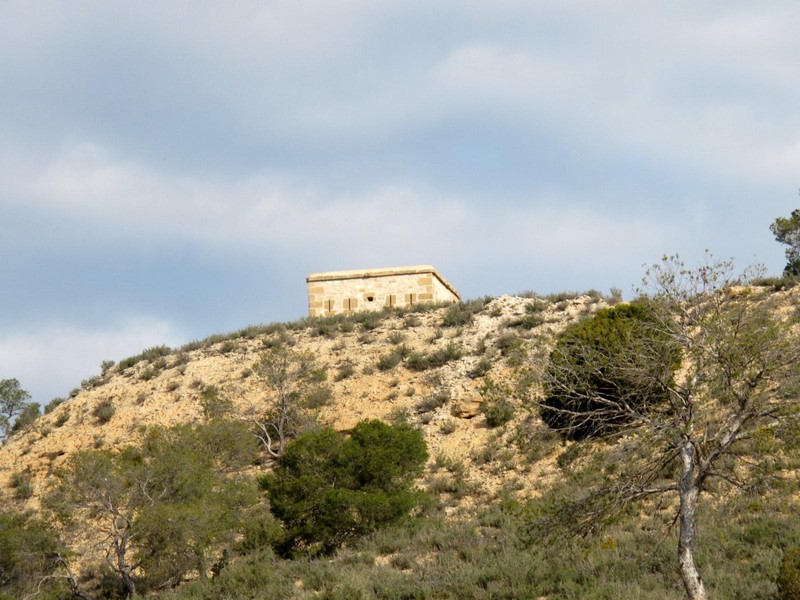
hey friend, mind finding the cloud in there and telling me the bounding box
[21,139,689,296]
[0,316,184,406]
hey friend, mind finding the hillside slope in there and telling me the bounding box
[0,293,609,511]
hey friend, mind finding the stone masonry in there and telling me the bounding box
[306,265,460,317]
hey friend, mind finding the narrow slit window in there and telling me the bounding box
[386,294,396,307]
[324,299,334,313]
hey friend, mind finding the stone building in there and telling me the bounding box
[306,265,460,317]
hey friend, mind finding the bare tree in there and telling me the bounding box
[248,346,318,458]
[539,255,800,600]
[47,450,141,597]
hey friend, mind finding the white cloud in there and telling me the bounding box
[26,141,467,256]
[18,138,693,288]
[0,316,183,406]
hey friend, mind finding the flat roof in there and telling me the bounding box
[307,264,460,299]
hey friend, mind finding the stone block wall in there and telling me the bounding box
[307,265,460,317]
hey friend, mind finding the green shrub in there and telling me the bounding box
[480,378,515,428]
[439,419,457,434]
[482,397,515,428]
[376,351,402,371]
[540,301,678,439]
[92,398,116,424]
[200,385,233,420]
[409,343,463,371]
[544,290,580,303]
[238,510,283,553]
[442,298,488,328]
[508,314,546,330]
[406,352,430,371]
[415,389,450,414]
[10,471,33,500]
[778,546,800,600]
[496,332,523,356]
[335,362,355,381]
[263,420,428,556]
[220,340,238,354]
[80,375,103,390]
[44,397,66,414]
[404,315,421,328]
[387,331,406,345]
[304,384,333,408]
[118,344,172,370]
[54,407,70,427]
[469,357,492,379]
[355,311,382,331]
[526,298,548,313]
[512,415,560,463]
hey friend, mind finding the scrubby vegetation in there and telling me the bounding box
[2,243,800,599]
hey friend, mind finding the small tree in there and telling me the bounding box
[770,209,800,276]
[248,347,319,458]
[263,419,428,556]
[46,421,257,596]
[0,379,32,441]
[538,255,800,600]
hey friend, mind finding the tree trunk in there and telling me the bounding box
[678,439,707,600]
[112,519,137,597]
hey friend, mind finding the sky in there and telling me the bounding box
[1,1,799,406]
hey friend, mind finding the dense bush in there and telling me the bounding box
[779,546,800,600]
[540,301,678,439]
[482,397,515,428]
[0,512,66,598]
[263,420,428,556]
[92,398,116,424]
